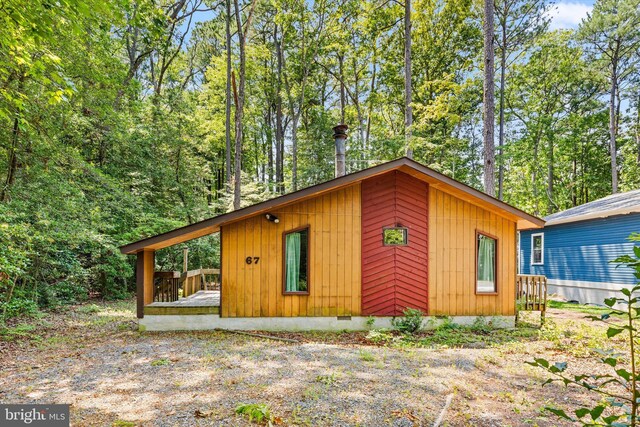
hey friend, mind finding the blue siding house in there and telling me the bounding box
[519,189,640,306]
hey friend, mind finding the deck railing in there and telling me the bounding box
[181,268,221,297]
[154,268,221,301]
[153,271,181,302]
[516,274,548,321]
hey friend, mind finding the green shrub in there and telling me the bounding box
[235,403,273,424]
[0,297,39,319]
[470,316,492,334]
[391,307,424,334]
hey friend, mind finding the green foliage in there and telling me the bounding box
[366,328,395,344]
[77,304,102,314]
[366,316,376,329]
[150,358,171,367]
[235,403,273,424]
[391,308,425,334]
[528,236,640,426]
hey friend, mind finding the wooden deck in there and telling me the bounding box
[144,291,220,315]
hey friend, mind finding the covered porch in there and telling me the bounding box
[134,246,221,318]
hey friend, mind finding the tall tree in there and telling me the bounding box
[494,0,548,199]
[231,0,257,209]
[225,0,233,187]
[483,0,496,195]
[579,0,640,193]
[404,0,413,158]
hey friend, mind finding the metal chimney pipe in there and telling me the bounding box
[333,124,348,178]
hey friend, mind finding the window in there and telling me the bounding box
[476,232,497,294]
[283,227,309,294]
[531,233,544,265]
[383,227,408,245]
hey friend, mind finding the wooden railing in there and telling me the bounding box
[516,274,548,321]
[154,269,221,301]
[181,268,221,297]
[153,271,180,302]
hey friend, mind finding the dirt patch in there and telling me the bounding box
[0,302,607,426]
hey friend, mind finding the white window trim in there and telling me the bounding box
[531,233,544,265]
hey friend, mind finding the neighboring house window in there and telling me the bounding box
[383,227,408,245]
[476,232,497,294]
[283,227,309,294]
[531,233,544,265]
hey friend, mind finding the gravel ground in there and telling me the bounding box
[0,303,600,426]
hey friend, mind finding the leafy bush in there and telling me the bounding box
[469,316,492,334]
[391,307,424,334]
[0,297,39,319]
[235,403,273,424]
[528,233,640,426]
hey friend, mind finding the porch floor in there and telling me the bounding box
[144,291,220,315]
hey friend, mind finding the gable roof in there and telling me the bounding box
[544,188,640,226]
[120,157,544,254]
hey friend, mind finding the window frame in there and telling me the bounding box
[382,226,409,246]
[282,225,311,296]
[475,230,498,295]
[531,233,544,265]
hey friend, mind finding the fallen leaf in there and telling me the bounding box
[194,409,212,418]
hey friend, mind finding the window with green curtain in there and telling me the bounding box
[284,227,309,293]
[477,233,497,293]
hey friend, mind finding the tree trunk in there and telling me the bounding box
[2,115,20,202]
[609,62,618,193]
[232,0,245,210]
[225,0,232,188]
[482,0,496,196]
[497,22,507,200]
[636,94,640,167]
[404,0,413,159]
[274,25,284,194]
[338,54,346,124]
[547,133,554,215]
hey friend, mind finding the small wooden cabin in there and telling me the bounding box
[121,158,544,331]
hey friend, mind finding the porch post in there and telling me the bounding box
[136,249,155,318]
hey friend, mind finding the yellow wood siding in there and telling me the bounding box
[428,188,517,316]
[221,184,362,317]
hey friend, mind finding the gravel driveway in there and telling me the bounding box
[0,303,594,426]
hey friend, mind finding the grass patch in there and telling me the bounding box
[0,323,42,342]
[150,358,171,366]
[112,421,137,427]
[548,300,610,315]
[77,303,102,314]
[358,349,375,361]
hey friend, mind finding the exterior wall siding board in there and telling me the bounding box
[428,188,517,316]
[361,171,429,316]
[221,184,362,317]
[519,213,640,284]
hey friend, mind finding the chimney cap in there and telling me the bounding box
[332,124,349,138]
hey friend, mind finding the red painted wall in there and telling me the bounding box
[361,171,429,315]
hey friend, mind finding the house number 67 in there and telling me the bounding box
[245,257,260,265]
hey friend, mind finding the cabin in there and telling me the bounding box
[121,157,545,331]
[519,189,640,306]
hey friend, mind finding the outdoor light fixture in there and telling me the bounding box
[265,213,280,223]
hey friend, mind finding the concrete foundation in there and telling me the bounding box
[139,314,515,332]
